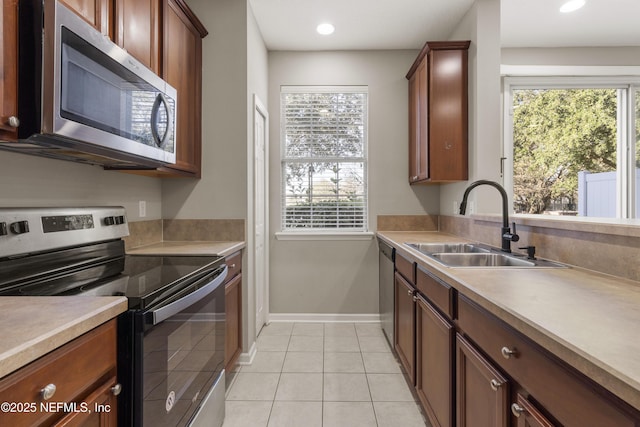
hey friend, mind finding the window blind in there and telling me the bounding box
[281,87,368,231]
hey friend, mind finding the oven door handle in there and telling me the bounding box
[151,265,228,325]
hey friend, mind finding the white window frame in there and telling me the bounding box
[503,73,639,219]
[276,85,372,240]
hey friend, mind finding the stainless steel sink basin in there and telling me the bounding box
[406,242,490,254]
[430,253,536,267]
[404,241,566,268]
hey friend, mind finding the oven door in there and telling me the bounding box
[122,265,227,427]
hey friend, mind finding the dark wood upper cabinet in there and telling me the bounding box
[406,41,470,184]
[114,0,161,74]
[0,0,19,141]
[156,0,207,177]
[60,0,110,35]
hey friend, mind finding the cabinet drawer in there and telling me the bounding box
[416,266,454,319]
[0,320,117,427]
[225,251,242,281]
[458,296,636,427]
[395,253,415,285]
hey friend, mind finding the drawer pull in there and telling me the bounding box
[230,264,236,269]
[490,379,502,391]
[511,403,525,417]
[111,383,122,396]
[41,384,57,400]
[501,346,518,359]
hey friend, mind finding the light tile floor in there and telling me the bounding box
[223,322,430,427]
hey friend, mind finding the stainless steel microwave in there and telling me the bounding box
[0,0,177,169]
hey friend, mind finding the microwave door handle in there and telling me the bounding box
[150,93,171,148]
[151,265,228,325]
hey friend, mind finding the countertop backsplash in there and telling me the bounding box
[125,218,245,251]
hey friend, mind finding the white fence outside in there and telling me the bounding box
[578,170,640,217]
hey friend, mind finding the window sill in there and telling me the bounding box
[275,231,375,241]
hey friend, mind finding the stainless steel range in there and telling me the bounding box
[0,207,227,427]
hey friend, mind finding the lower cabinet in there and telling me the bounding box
[416,294,454,427]
[394,271,416,383]
[224,251,242,373]
[456,334,509,427]
[390,255,640,427]
[0,320,119,427]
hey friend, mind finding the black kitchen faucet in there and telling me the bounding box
[458,180,520,253]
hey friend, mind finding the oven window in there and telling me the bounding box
[141,287,224,426]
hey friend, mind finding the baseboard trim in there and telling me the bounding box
[267,313,381,323]
[237,341,257,365]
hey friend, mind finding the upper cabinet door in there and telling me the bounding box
[114,0,161,73]
[406,40,469,184]
[60,0,110,35]
[0,0,19,141]
[161,0,207,177]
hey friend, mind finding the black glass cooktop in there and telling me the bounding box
[77,255,224,309]
[0,244,222,310]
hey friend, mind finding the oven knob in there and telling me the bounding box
[10,220,29,234]
[115,215,125,225]
[104,216,115,226]
[0,222,7,236]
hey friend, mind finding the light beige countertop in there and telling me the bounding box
[377,231,640,412]
[0,296,127,379]
[126,241,245,258]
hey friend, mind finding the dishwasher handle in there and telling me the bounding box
[150,265,228,325]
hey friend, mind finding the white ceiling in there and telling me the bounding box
[249,0,640,51]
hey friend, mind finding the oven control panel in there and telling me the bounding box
[42,215,95,233]
[0,207,129,259]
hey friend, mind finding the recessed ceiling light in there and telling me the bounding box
[560,0,586,13]
[316,23,335,36]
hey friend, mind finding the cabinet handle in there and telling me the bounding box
[411,176,419,181]
[111,383,122,396]
[412,295,418,302]
[7,116,20,128]
[501,346,518,359]
[489,379,502,391]
[511,403,525,417]
[407,289,413,296]
[41,384,57,400]
[230,264,236,269]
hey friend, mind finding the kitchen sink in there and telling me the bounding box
[404,242,566,268]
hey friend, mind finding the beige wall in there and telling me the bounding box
[163,0,249,220]
[0,151,162,220]
[268,50,438,315]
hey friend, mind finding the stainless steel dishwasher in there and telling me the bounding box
[378,238,395,348]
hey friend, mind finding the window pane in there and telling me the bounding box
[282,161,366,229]
[282,92,366,158]
[281,87,368,231]
[512,88,618,217]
